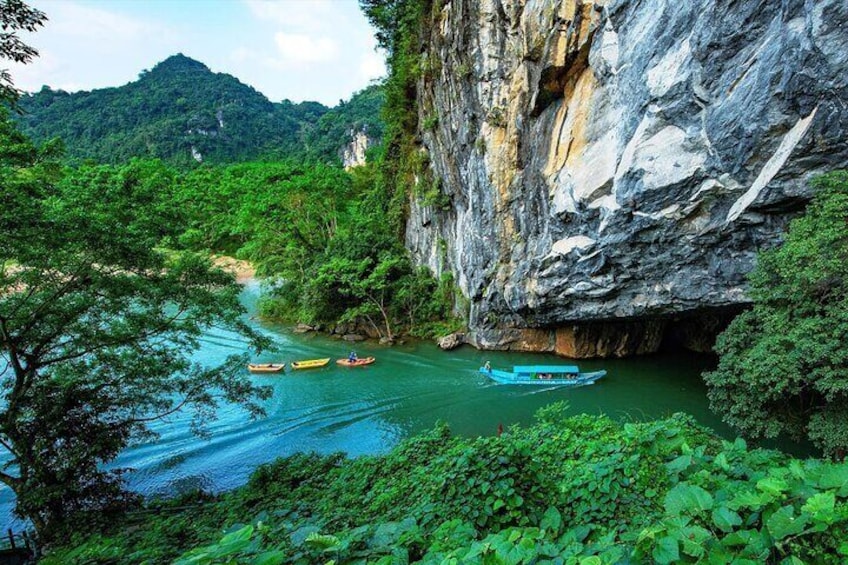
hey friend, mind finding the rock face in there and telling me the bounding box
[437,332,466,350]
[342,129,373,169]
[406,0,848,357]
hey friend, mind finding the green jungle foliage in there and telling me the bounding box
[361,0,431,237]
[42,404,848,564]
[14,54,384,166]
[0,147,458,343]
[172,156,459,340]
[0,0,47,105]
[0,108,270,542]
[705,171,848,459]
[361,0,471,229]
[301,85,385,163]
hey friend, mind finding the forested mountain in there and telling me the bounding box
[302,84,384,164]
[14,53,383,165]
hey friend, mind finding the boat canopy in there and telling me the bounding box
[513,365,580,374]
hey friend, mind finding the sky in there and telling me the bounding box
[7,0,387,106]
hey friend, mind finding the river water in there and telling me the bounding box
[0,281,735,530]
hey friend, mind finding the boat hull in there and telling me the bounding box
[291,358,331,370]
[248,363,285,374]
[337,357,376,367]
[480,367,605,386]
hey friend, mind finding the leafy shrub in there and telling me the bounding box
[706,171,848,457]
[487,106,508,128]
[43,407,848,564]
[633,437,848,563]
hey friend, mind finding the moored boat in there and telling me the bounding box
[291,358,331,370]
[479,364,605,386]
[247,363,285,374]
[336,356,376,367]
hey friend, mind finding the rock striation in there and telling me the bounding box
[406,0,848,357]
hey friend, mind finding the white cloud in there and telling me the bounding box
[359,49,386,81]
[235,0,385,101]
[273,32,338,64]
[244,0,335,30]
[229,46,254,64]
[51,2,159,40]
[10,0,386,105]
[8,0,183,93]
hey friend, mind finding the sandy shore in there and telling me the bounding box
[212,255,256,284]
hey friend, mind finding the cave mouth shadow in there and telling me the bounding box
[656,306,746,356]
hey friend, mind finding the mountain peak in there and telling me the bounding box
[148,54,210,76]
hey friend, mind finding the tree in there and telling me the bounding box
[0,110,270,542]
[315,252,410,341]
[1,0,47,105]
[704,171,848,458]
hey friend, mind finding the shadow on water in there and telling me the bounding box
[0,282,817,529]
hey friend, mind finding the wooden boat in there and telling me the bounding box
[336,356,376,367]
[291,358,331,370]
[479,364,605,386]
[247,363,285,374]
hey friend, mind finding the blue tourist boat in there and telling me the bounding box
[479,363,605,386]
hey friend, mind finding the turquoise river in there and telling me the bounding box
[0,281,741,530]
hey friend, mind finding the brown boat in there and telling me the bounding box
[247,363,285,374]
[336,356,376,367]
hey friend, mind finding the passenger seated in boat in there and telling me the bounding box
[539,373,552,380]
[348,351,358,363]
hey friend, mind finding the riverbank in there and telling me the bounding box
[212,255,256,284]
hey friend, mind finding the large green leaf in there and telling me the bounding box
[252,551,286,565]
[305,533,341,551]
[817,464,848,495]
[756,477,789,496]
[712,506,743,533]
[219,525,254,546]
[766,505,808,540]
[665,484,714,516]
[801,491,836,524]
[540,506,562,536]
[652,536,680,564]
[731,489,772,510]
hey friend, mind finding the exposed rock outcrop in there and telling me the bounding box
[407,0,848,357]
[437,332,466,350]
[342,129,374,169]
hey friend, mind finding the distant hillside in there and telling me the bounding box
[14,54,384,166]
[302,85,384,166]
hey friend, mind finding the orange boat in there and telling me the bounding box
[336,356,376,367]
[247,363,285,374]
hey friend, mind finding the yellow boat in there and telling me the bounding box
[291,358,331,370]
[247,363,285,374]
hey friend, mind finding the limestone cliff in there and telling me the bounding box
[406,0,848,357]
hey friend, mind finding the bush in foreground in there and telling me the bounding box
[43,404,848,564]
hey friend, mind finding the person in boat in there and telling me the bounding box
[484,361,491,372]
[348,351,358,363]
